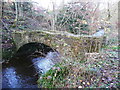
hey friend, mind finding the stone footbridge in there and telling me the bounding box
[12,30,105,59]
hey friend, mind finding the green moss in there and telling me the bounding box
[2,43,17,61]
[37,63,69,88]
[79,59,86,63]
[68,36,81,40]
[51,43,57,47]
[103,45,120,50]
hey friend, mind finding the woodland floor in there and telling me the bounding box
[62,45,119,88]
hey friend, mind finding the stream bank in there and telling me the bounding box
[2,42,61,88]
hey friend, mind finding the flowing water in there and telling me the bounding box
[2,51,60,88]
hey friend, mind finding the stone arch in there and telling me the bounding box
[14,42,56,59]
[10,42,57,67]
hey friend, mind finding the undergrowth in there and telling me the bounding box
[37,63,70,88]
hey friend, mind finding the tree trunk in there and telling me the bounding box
[15,2,18,21]
[18,2,23,17]
[1,1,4,29]
[107,2,111,20]
[52,2,56,31]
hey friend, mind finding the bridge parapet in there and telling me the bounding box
[12,30,105,59]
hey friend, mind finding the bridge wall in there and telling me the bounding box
[12,30,104,59]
